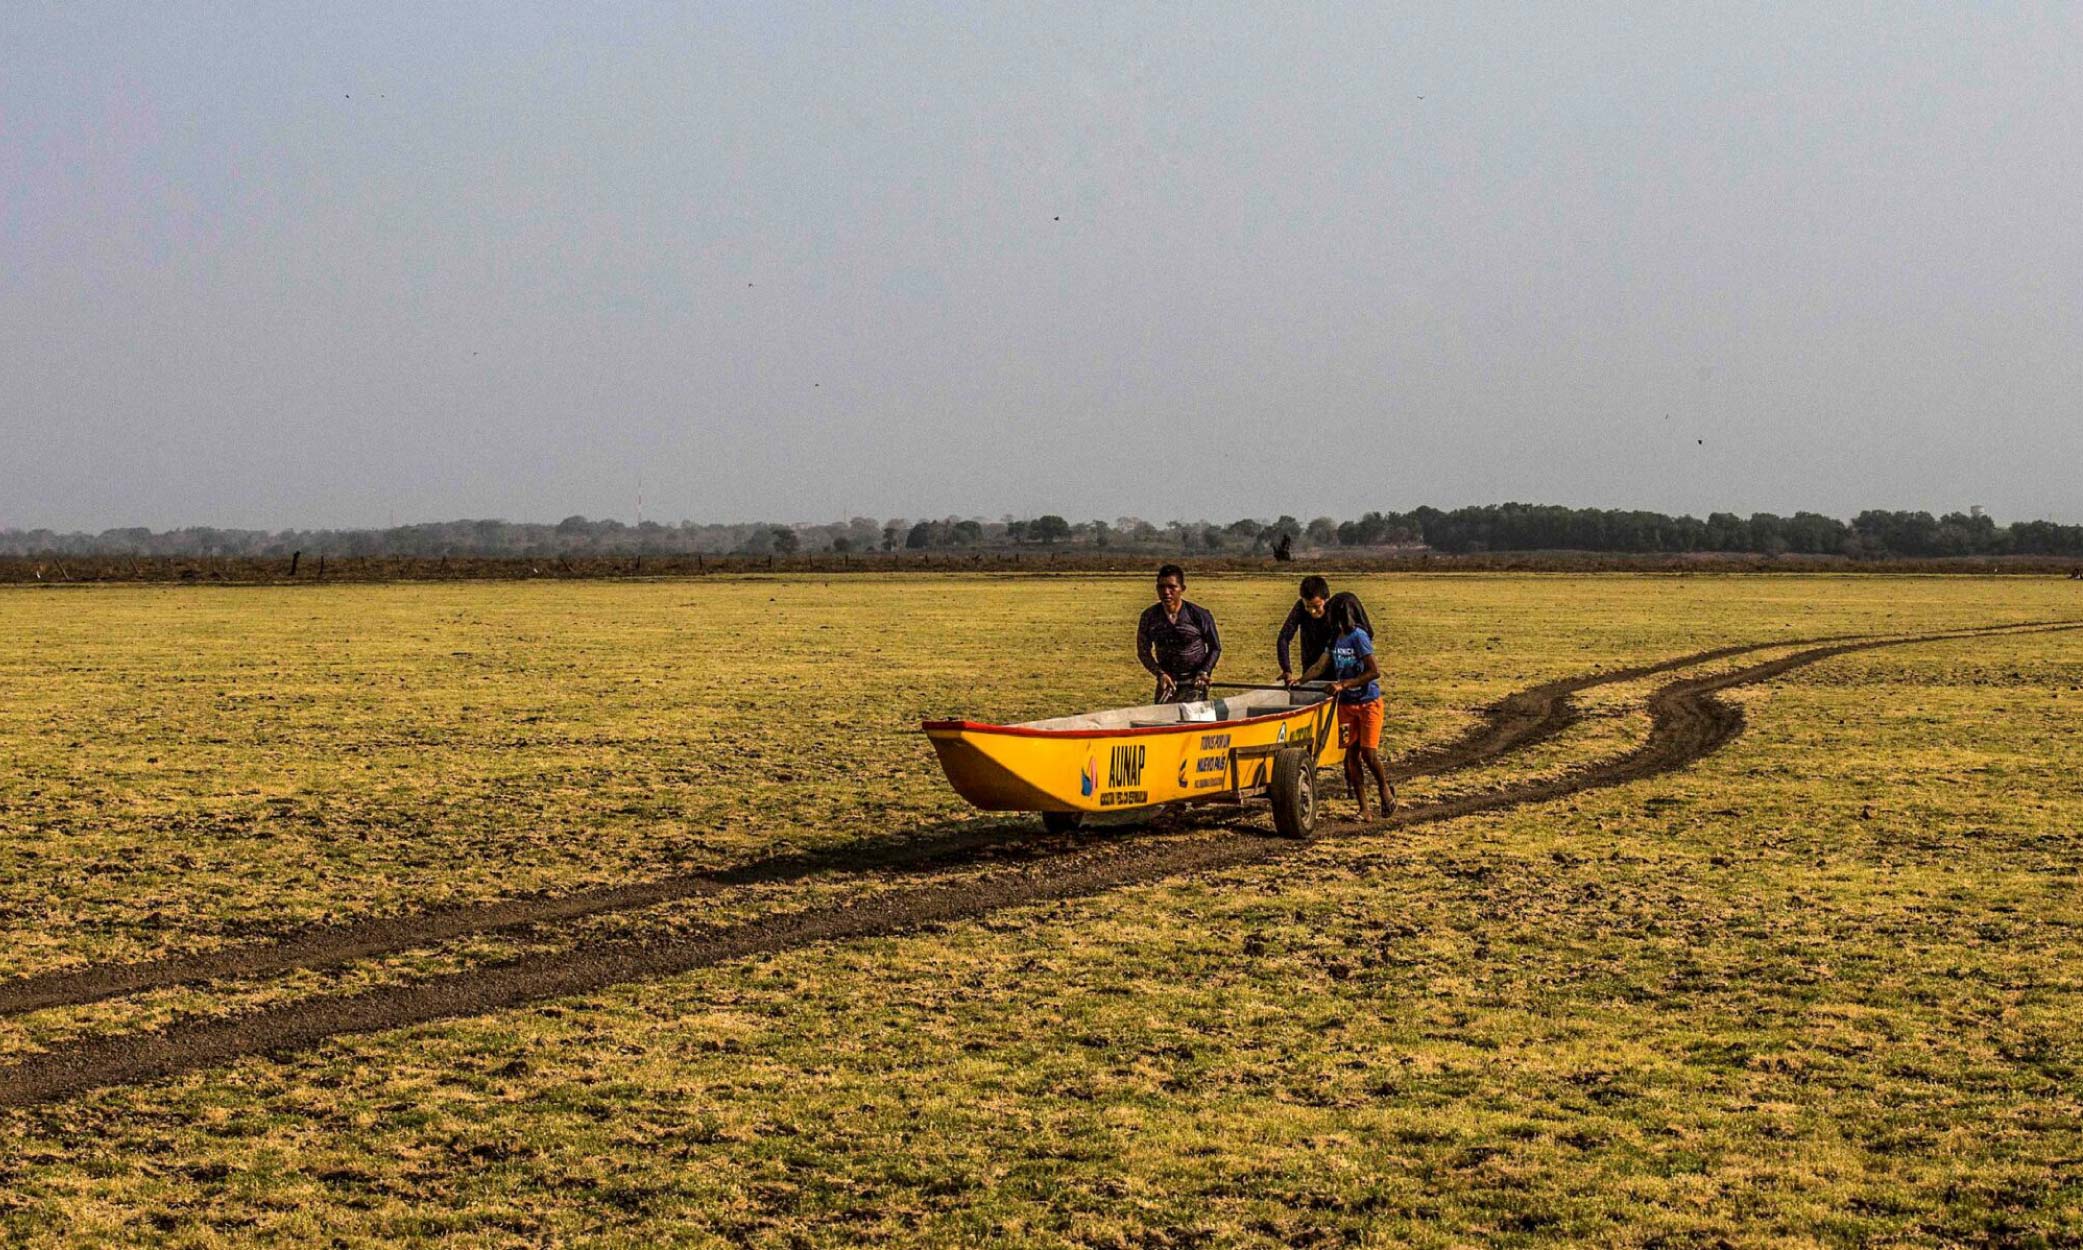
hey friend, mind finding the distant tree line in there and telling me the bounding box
[1355,504,2083,557]
[4,505,2079,559]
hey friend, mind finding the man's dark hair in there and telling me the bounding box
[1299,575,1330,600]
[1156,563,1186,586]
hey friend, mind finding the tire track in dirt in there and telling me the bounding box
[1381,631,1863,781]
[0,634,1852,1019]
[0,620,2075,1107]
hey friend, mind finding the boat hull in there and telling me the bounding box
[923,697,1345,814]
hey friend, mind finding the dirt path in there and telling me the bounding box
[0,621,2075,1107]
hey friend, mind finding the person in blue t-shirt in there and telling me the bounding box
[1300,594,1395,818]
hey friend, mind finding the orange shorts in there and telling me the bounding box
[1337,698,1384,752]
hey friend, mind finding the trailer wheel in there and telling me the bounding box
[1269,747,1316,840]
[1041,811,1085,834]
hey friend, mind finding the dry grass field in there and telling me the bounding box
[1,574,2080,1247]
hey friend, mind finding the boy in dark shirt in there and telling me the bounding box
[1136,564,1221,702]
[1277,579,1375,686]
[1275,575,1335,685]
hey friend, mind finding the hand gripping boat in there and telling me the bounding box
[921,685,1347,839]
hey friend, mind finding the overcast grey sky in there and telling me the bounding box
[4,3,2079,531]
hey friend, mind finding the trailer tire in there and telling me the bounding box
[1041,811,1085,834]
[1269,747,1317,840]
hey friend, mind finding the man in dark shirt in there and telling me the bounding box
[1279,582,1375,686]
[1275,575,1336,685]
[1136,564,1221,702]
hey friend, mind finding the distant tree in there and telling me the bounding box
[1936,509,2001,556]
[1006,520,1029,543]
[97,527,154,553]
[1338,512,1393,546]
[1784,512,1849,555]
[2012,520,2083,556]
[1089,519,1110,548]
[951,519,984,546]
[882,523,902,552]
[831,536,852,553]
[1201,526,1225,551]
[1030,515,1071,544]
[905,521,933,549]
[770,527,800,555]
[1705,512,1745,552]
[1306,516,1337,545]
[1853,510,1941,557]
[1748,513,1789,556]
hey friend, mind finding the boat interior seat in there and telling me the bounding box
[1127,701,1238,728]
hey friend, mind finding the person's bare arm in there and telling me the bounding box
[1328,653,1380,695]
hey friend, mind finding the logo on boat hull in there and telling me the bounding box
[1080,757,1098,797]
[1108,743,1146,789]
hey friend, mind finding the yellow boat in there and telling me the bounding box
[922,685,1347,838]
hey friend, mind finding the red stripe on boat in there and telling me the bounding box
[919,705,1313,739]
